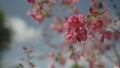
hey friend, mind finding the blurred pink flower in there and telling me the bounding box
[62,0,79,5]
[114,65,119,68]
[50,17,63,33]
[27,9,44,23]
[91,19,104,30]
[48,61,54,68]
[100,30,112,42]
[27,0,35,4]
[49,50,54,57]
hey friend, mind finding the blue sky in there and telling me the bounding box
[0,0,120,68]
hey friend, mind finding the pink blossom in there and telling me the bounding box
[65,34,77,43]
[27,9,43,23]
[103,31,112,40]
[77,51,84,60]
[64,16,69,21]
[100,30,112,42]
[48,61,54,68]
[50,17,63,32]
[91,19,104,30]
[64,15,87,43]
[48,0,57,4]
[62,0,79,5]
[34,2,41,9]
[27,0,35,4]
[114,65,119,68]
[74,27,87,41]
[49,50,54,57]
[72,0,79,4]
[67,15,80,27]
[100,35,104,42]
[51,24,63,32]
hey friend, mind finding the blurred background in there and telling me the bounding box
[0,0,120,68]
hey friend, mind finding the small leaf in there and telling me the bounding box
[71,63,79,68]
[87,15,94,21]
[71,63,84,68]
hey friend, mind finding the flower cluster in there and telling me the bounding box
[26,0,80,23]
[64,15,87,43]
[64,14,112,43]
[26,0,55,23]
[24,0,120,68]
[27,9,43,22]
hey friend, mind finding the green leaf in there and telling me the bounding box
[71,63,84,68]
[71,63,79,68]
[87,15,94,21]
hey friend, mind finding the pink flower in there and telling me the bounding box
[66,15,86,27]
[100,30,112,42]
[62,0,79,5]
[48,61,54,68]
[49,50,54,57]
[64,15,87,43]
[27,0,35,4]
[103,31,112,40]
[34,2,41,9]
[74,27,87,41]
[77,51,84,60]
[34,13,43,23]
[91,19,104,30]
[64,16,69,21]
[89,30,95,40]
[114,65,119,68]
[100,35,104,42]
[65,34,77,43]
[27,9,43,23]
[51,24,63,32]
[48,0,57,4]
[72,0,79,4]
[67,15,80,27]
[50,17,63,32]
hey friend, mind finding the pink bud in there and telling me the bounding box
[49,50,54,57]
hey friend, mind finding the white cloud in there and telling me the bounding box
[5,16,41,43]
